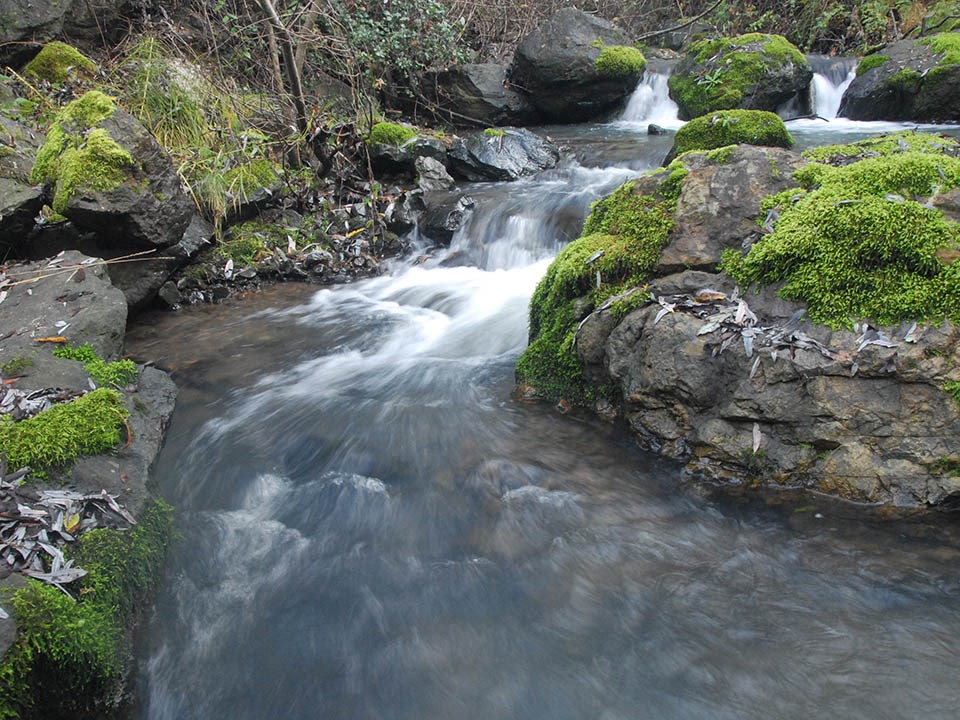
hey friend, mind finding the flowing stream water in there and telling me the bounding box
[127,71,960,720]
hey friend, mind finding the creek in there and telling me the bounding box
[127,67,960,719]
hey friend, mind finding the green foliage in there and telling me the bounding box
[856,54,889,75]
[721,150,960,328]
[53,343,138,388]
[0,500,173,718]
[23,41,97,84]
[594,45,647,79]
[518,178,678,403]
[944,381,960,407]
[800,130,960,165]
[484,128,507,137]
[672,110,793,155]
[668,33,807,118]
[889,67,922,92]
[335,0,469,94]
[367,121,416,146]
[0,388,128,472]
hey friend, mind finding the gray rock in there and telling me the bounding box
[157,280,181,307]
[839,38,960,122]
[0,0,66,64]
[448,128,560,182]
[384,190,426,234]
[423,63,537,126]
[420,194,475,244]
[509,8,642,122]
[369,136,447,179]
[416,156,455,191]
[0,113,45,253]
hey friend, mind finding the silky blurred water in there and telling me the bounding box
[128,73,960,720]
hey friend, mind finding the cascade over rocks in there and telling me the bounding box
[840,35,960,122]
[448,128,560,182]
[521,141,960,508]
[509,8,645,123]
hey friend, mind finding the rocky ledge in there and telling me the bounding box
[518,134,960,509]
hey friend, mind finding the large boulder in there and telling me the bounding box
[668,33,813,119]
[840,34,960,122]
[518,132,960,508]
[447,128,560,182]
[422,63,537,127]
[509,8,646,123]
[0,0,126,64]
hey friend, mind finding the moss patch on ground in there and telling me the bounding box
[52,344,138,388]
[801,130,960,165]
[23,42,97,84]
[367,121,416,146]
[668,33,806,118]
[0,388,128,473]
[29,91,134,214]
[722,144,960,329]
[855,54,889,76]
[517,169,685,403]
[672,110,793,156]
[0,499,174,718]
[595,45,647,79]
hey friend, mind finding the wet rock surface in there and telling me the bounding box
[448,128,560,181]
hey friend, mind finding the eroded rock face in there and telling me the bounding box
[509,8,642,123]
[840,37,960,122]
[539,143,960,508]
[423,63,537,127]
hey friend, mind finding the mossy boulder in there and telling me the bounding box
[509,8,645,123]
[667,33,812,120]
[520,134,960,507]
[840,34,960,122]
[665,109,793,163]
[23,41,97,83]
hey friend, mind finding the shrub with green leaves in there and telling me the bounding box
[722,148,960,329]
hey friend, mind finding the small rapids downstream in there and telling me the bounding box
[128,70,960,720]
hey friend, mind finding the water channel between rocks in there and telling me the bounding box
[126,72,960,719]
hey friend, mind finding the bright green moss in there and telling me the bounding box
[801,130,960,165]
[484,128,507,137]
[0,388,128,472]
[367,121,416,146]
[856,54,889,76]
[53,343,138,388]
[921,32,960,67]
[668,34,807,118]
[518,178,678,403]
[721,152,960,329]
[889,67,922,92]
[0,499,173,718]
[30,92,133,213]
[595,45,647,79]
[23,41,97,84]
[672,110,793,156]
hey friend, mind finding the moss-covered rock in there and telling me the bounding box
[0,388,128,473]
[667,33,812,119]
[367,121,416,147]
[0,499,173,718]
[840,34,960,122]
[722,146,960,329]
[801,130,960,166]
[23,41,97,84]
[594,45,647,79]
[668,109,793,160]
[517,171,683,403]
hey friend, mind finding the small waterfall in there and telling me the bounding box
[808,55,858,119]
[619,70,681,128]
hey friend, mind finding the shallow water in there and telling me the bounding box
[129,76,960,719]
